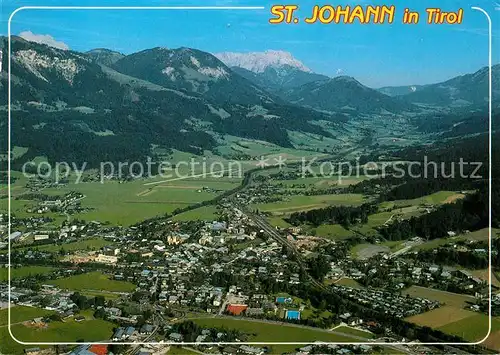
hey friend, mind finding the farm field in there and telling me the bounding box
[251,193,366,214]
[267,216,292,228]
[413,227,495,251]
[332,325,374,339]
[469,269,500,288]
[218,135,326,161]
[0,306,55,355]
[379,191,465,210]
[40,178,239,226]
[192,317,363,353]
[351,243,389,260]
[437,314,500,344]
[46,271,136,292]
[268,175,368,189]
[406,306,476,328]
[5,314,116,353]
[3,162,243,226]
[7,238,112,255]
[0,266,56,282]
[402,286,475,308]
[483,318,500,351]
[0,305,54,326]
[312,224,357,240]
[331,277,364,289]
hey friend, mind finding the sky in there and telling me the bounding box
[0,0,499,87]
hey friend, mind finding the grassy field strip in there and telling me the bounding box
[406,306,475,328]
[438,314,500,349]
[379,191,465,210]
[192,317,368,353]
[0,266,56,282]
[402,286,475,308]
[413,227,494,251]
[0,305,54,327]
[5,238,112,255]
[252,194,366,214]
[46,271,136,292]
[4,171,241,225]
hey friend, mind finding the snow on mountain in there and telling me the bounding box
[214,50,311,73]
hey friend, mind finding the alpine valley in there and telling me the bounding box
[0,36,498,168]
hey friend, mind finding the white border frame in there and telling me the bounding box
[6,5,493,349]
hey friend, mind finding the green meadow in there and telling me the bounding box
[0,266,56,282]
[46,271,136,292]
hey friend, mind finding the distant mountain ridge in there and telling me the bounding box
[2,36,498,168]
[215,50,330,92]
[214,50,311,73]
[282,76,416,115]
[86,48,125,66]
[1,37,339,167]
[401,65,500,108]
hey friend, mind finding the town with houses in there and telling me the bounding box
[0,170,498,355]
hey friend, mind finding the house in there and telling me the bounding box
[88,345,108,355]
[140,324,154,334]
[246,308,264,316]
[239,345,265,354]
[124,326,135,338]
[195,334,207,343]
[95,254,118,264]
[9,231,22,241]
[169,333,183,342]
[105,307,122,317]
[70,345,108,355]
[113,327,125,341]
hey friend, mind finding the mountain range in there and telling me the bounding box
[1,37,497,168]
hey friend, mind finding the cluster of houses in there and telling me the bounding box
[333,255,488,296]
[331,284,440,318]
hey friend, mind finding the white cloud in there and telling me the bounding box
[18,31,69,50]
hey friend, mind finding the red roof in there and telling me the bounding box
[89,344,108,355]
[226,304,248,316]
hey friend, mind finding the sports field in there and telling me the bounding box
[46,271,136,292]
